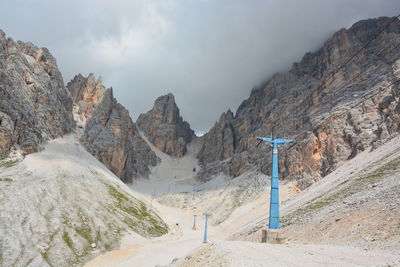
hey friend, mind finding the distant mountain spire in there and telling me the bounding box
[137,93,195,157]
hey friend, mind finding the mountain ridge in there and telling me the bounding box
[196,16,400,188]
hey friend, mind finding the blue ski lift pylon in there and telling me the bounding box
[256,136,294,229]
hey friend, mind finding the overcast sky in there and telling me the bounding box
[1,0,399,134]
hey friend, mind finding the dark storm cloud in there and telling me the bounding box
[1,0,399,134]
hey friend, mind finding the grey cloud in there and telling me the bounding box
[1,0,399,134]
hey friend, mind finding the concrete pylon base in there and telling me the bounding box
[261,229,286,244]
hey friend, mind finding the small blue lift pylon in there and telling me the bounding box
[192,214,197,230]
[203,212,210,243]
[256,137,294,229]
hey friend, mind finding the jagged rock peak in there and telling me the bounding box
[80,88,159,183]
[0,29,74,158]
[67,73,106,124]
[137,93,195,157]
[153,93,178,123]
[220,109,234,120]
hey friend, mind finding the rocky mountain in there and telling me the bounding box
[80,87,159,183]
[67,73,160,183]
[197,16,400,188]
[0,31,168,267]
[67,73,106,123]
[0,30,74,159]
[137,93,195,157]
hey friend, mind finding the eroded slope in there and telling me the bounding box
[0,133,168,267]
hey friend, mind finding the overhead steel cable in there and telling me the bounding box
[312,40,400,128]
[285,77,400,152]
[285,39,400,151]
[260,16,400,149]
[286,79,400,151]
[282,56,399,147]
[289,16,400,122]
[315,14,400,92]
[326,41,400,101]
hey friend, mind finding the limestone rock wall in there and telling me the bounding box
[80,88,159,183]
[67,73,106,123]
[137,93,194,157]
[0,30,74,158]
[197,17,400,187]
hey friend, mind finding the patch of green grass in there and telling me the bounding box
[63,231,74,250]
[282,181,358,227]
[49,230,58,243]
[0,159,19,168]
[0,177,13,182]
[64,213,97,265]
[75,211,94,244]
[123,217,138,229]
[107,224,124,237]
[62,209,123,264]
[62,210,95,261]
[75,225,93,244]
[282,155,400,228]
[106,184,129,202]
[61,213,70,226]
[105,183,168,236]
[36,230,59,267]
[356,155,400,183]
[146,221,169,236]
[40,251,53,267]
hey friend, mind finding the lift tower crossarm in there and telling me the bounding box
[256,137,294,144]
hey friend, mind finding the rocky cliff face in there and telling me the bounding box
[80,88,159,183]
[67,73,106,123]
[197,17,400,188]
[137,93,195,157]
[0,30,74,159]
